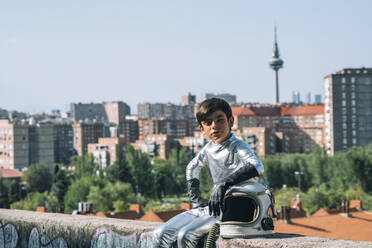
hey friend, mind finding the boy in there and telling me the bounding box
[153,98,264,248]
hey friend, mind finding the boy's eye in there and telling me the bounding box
[205,120,212,126]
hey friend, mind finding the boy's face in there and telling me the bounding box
[199,110,234,144]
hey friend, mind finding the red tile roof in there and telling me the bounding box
[232,105,324,117]
[290,105,324,116]
[0,169,23,179]
[231,107,255,116]
[280,106,292,116]
[274,210,372,242]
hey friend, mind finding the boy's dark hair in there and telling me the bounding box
[196,98,232,125]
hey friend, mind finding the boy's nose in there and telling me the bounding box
[211,121,217,128]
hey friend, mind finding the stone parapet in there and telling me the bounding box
[1,209,372,247]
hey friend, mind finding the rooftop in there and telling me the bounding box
[275,211,372,242]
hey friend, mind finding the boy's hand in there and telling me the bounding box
[208,183,228,216]
[187,179,208,209]
[192,198,208,209]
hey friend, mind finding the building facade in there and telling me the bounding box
[71,101,130,124]
[88,137,126,168]
[73,122,104,156]
[231,104,324,154]
[199,93,237,104]
[131,134,174,159]
[324,68,372,155]
[54,124,75,164]
[0,120,55,170]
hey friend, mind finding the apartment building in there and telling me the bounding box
[0,120,28,170]
[54,123,75,164]
[137,103,194,120]
[88,137,126,168]
[235,127,285,156]
[324,68,372,154]
[28,124,54,166]
[71,101,130,124]
[131,134,174,159]
[199,93,237,104]
[73,122,104,156]
[118,119,139,142]
[104,101,131,125]
[177,131,207,155]
[0,108,8,119]
[231,104,324,154]
[0,120,54,170]
[138,118,198,139]
[181,93,196,106]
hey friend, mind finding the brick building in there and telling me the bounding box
[137,103,194,120]
[131,134,174,159]
[231,104,324,154]
[87,137,126,168]
[138,118,198,139]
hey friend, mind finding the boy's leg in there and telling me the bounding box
[177,214,218,248]
[153,211,197,248]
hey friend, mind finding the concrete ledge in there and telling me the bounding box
[1,209,372,247]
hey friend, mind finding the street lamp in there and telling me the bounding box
[294,171,304,191]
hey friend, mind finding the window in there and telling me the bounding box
[343,138,347,144]
[352,138,357,144]
[351,77,356,83]
[342,100,346,106]
[342,78,346,83]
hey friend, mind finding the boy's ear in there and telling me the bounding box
[199,124,204,131]
[228,116,234,128]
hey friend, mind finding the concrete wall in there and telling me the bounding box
[1,209,372,248]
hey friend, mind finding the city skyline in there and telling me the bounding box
[0,1,371,113]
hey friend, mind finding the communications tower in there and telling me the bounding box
[269,26,284,103]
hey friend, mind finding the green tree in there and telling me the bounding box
[168,146,192,195]
[63,175,105,212]
[51,165,71,204]
[70,154,97,179]
[0,178,9,208]
[126,145,155,197]
[199,166,213,199]
[10,191,58,212]
[152,157,174,198]
[23,163,53,193]
[87,181,135,213]
[345,146,372,193]
[5,179,22,204]
[273,187,299,208]
[307,146,329,186]
[105,146,133,184]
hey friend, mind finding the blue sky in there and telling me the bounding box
[0,1,371,113]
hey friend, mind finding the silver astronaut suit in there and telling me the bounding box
[152,134,265,248]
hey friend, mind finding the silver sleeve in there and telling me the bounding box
[236,141,264,174]
[186,150,207,181]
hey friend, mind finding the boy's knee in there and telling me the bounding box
[177,228,198,248]
[153,226,175,247]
